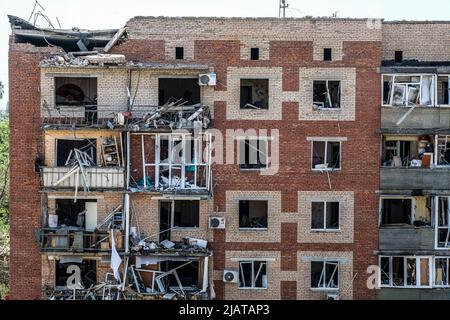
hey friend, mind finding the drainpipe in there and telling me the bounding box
[124,194,130,254]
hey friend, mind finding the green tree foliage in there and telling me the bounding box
[0,82,9,298]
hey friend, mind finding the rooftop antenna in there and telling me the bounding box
[279,0,289,18]
[28,0,45,23]
[332,11,339,18]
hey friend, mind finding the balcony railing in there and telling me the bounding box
[41,167,125,191]
[380,167,450,190]
[37,228,125,253]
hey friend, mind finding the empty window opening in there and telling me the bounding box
[54,199,97,229]
[159,200,200,241]
[313,80,341,109]
[395,51,403,63]
[311,261,339,290]
[239,261,268,289]
[437,197,450,248]
[250,48,260,61]
[240,79,269,109]
[312,141,341,170]
[239,138,268,170]
[381,198,413,225]
[55,77,97,107]
[175,47,184,60]
[239,200,268,229]
[160,261,200,288]
[382,75,435,107]
[55,259,97,289]
[437,135,450,166]
[438,76,450,105]
[382,136,433,168]
[324,48,332,61]
[158,78,200,106]
[435,258,450,287]
[311,202,340,231]
[56,139,97,167]
[379,256,430,288]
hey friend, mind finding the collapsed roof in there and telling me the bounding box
[8,15,123,52]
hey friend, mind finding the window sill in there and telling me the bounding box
[314,107,342,111]
[239,228,268,232]
[310,287,340,292]
[380,286,432,289]
[311,229,341,233]
[238,287,268,291]
[312,168,341,172]
[172,228,201,231]
[240,168,268,172]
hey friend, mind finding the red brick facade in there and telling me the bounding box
[9,19,381,300]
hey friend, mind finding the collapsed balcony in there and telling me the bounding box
[40,137,125,192]
[130,133,212,195]
[37,198,125,253]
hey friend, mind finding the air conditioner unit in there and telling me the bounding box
[326,293,340,301]
[209,217,226,229]
[223,270,239,283]
[199,73,217,86]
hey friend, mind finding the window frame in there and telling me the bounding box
[379,196,415,226]
[312,80,342,110]
[238,137,269,171]
[238,199,269,231]
[160,199,200,231]
[310,260,340,291]
[238,260,268,290]
[310,201,341,232]
[239,78,270,110]
[54,76,98,108]
[434,257,450,288]
[310,140,342,171]
[378,256,432,288]
[381,74,437,108]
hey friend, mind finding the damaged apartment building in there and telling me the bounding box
[8,14,450,300]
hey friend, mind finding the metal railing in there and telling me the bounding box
[38,228,125,253]
[41,167,126,191]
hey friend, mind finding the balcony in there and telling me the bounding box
[37,228,125,254]
[379,226,435,251]
[41,167,125,191]
[381,107,450,130]
[380,167,450,191]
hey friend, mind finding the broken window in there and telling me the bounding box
[158,78,200,106]
[140,134,211,191]
[382,136,433,168]
[239,138,268,170]
[240,79,269,109]
[313,80,341,109]
[54,199,97,230]
[311,202,340,231]
[311,141,341,170]
[250,48,260,61]
[175,47,184,60]
[435,258,450,287]
[395,51,403,63]
[55,77,97,107]
[381,198,413,225]
[324,48,332,61]
[438,76,450,105]
[379,256,431,287]
[437,197,450,248]
[239,261,268,289]
[239,200,268,229]
[55,259,97,289]
[436,135,450,166]
[311,261,339,290]
[159,200,200,237]
[382,75,435,107]
[56,139,97,167]
[160,261,199,288]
